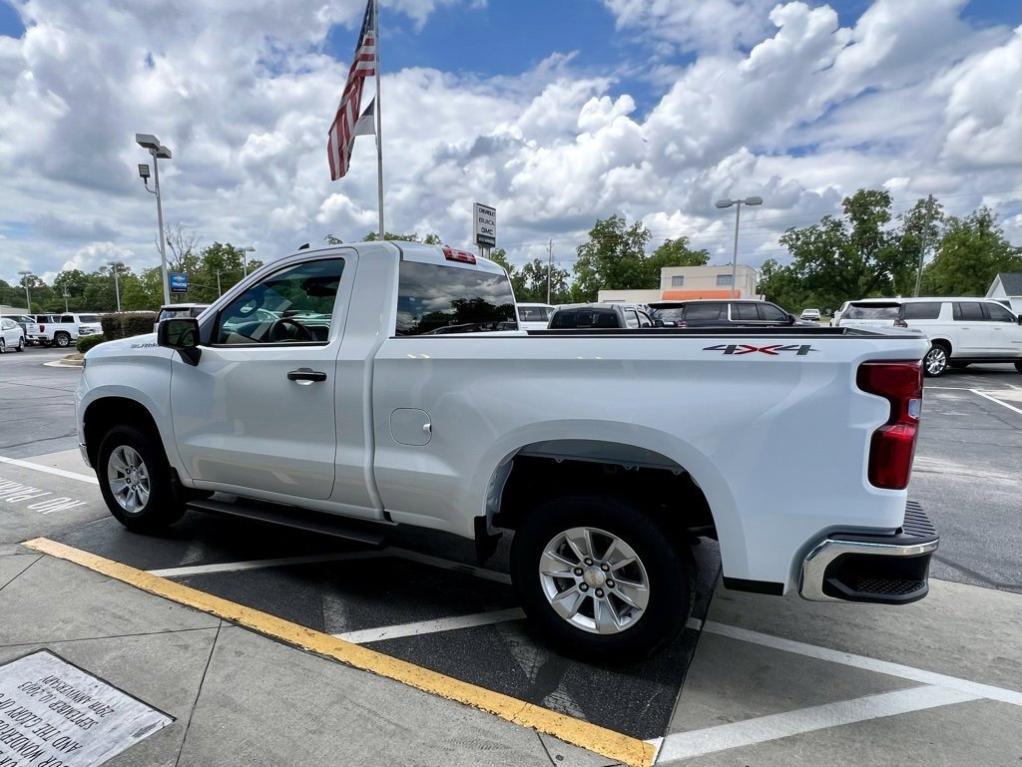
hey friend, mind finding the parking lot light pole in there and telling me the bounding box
[135,134,172,305]
[108,261,124,312]
[242,246,255,278]
[18,271,32,313]
[715,196,763,298]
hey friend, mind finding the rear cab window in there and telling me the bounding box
[396,260,516,335]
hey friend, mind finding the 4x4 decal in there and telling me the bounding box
[703,343,819,356]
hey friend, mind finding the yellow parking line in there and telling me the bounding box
[23,537,655,767]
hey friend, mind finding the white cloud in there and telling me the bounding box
[0,0,1019,290]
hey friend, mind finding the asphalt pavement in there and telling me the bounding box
[1,348,1020,766]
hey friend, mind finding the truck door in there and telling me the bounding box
[169,254,354,501]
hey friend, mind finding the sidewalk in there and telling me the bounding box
[0,545,613,767]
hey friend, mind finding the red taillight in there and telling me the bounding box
[857,361,922,490]
[442,245,476,265]
[38,324,45,331]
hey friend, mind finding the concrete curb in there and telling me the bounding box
[43,356,84,368]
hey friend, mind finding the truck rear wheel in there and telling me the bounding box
[54,332,71,348]
[97,425,186,532]
[510,494,692,662]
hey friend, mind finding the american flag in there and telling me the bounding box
[327,0,377,181]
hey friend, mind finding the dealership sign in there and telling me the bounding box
[473,203,496,248]
[169,272,188,293]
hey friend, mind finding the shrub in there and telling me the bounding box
[101,312,158,341]
[76,334,105,354]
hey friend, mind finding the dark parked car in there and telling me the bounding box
[548,303,657,329]
[648,299,804,328]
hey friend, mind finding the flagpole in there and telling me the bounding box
[374,0,385,240]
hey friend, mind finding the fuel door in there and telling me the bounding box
[390,408,431,446]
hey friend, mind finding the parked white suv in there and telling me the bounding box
[898,298,1022,376]
[0,317,26,353]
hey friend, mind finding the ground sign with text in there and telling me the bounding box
[0,651,172,766]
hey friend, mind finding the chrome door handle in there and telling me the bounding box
[422,422,432,435]
[287,368,327,385]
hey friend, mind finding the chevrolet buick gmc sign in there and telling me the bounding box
[473,203,496,248]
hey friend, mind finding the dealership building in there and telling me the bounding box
[598,264,761,304]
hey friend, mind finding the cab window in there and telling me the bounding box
[732,303,759,321]
[625,310,640,328]
[215,259,344,345]
[684,302,726,320]
[758,303,789,322]
[901,302,942,320]
[983,302,1016,322]
[953,302,983,322]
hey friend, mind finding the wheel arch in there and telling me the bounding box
[83,396,164,467]
[478,427,741,567]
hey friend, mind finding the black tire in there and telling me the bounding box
[54,332,71,348]
[510,494,692,662]
[97,425,186,532]
[1015,360,1022,374]
[15,337,24,352]
[0,339,5,354]
[923,344,949,377]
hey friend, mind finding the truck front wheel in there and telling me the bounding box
[510,494,692,662]
[97,425,186,532]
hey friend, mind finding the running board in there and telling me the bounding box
[186,498,387,546]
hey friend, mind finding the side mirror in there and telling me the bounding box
[158,317,201,366]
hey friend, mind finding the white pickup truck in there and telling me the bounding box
[75,242,937,659]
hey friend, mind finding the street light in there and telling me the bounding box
[108,261,124,312]
[136,133,173,305]
[715,196,763,297]
[17,270,32,313]
[241,246,255,277]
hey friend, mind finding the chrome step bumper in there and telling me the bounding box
[800,501,938,604]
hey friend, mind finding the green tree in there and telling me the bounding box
[898,195,944,296]
[516,258,571,303]
[647,237,709,273]
[571,216,709,301]
[363,231,442,243]
[775,189,918,309]
[486,248,526,298]
[922,208,1021,295]
[572,215,652,301]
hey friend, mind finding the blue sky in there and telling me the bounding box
[0,0,1019,283]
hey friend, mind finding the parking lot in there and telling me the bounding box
[1,348,1020,765]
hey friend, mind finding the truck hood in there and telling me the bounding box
[85,333,162,360]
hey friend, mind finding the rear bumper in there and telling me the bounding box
[800,501,938,604]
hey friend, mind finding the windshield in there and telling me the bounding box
[652,307,685,321]
[845,304,900,319]
[78,314,100,323]
[518,306,552,323]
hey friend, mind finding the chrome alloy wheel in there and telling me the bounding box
[538,526,650,635]
[924,346,947,376]
[107,445,151,514]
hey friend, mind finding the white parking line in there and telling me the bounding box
[0,455,97,485]
[147,550,386,577]
[656,685,979,763]
[336,607,527,643]
[702,620,1022,707]
[970,388,1022,416]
